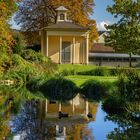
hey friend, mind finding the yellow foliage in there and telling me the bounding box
[0,96,11,139]
[0,125,10,140]
[0,0,16,49]
[52,0,99,44]
[0,0,16,72]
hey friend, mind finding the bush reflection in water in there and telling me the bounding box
[4,70,140,140]
[10,100,140,140]
[9,98,94,140]
[10,99,43,140]
[8,97,140,140]
[106,112,140,140]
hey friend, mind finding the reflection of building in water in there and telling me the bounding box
[44,94,98,120]
[56,125,66,140]
[45,124,94,140]
[41,95,98,139]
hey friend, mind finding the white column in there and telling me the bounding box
[86,34,89,64]
[72,99,75,113]
[46,33,49,57]
[63,127,66,136]
[73,37,76,64]
[45,99,48,118]
[82,39,85,64]
[70,44,73,63]
[59,103,62,112]
[56,125,59,135]
[46,99,48,113]
[59,36,62,64]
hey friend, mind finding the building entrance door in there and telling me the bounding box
[62,42,71,63]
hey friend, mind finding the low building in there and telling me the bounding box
[89,31,140,67]
[40,6,90,64]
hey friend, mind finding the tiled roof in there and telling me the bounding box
[44,21,89,31]
[90,43,115,53]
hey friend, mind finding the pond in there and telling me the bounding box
[7,94,119,140]
[0,89,139,140]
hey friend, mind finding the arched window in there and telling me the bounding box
[60,14,65,20]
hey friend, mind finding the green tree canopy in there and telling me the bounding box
[105,0,140,67]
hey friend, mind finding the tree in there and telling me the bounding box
[15,0,56,31]
[0,0,17,72]
[105,0,140,67]
[15,0,98,44]
[52,0,98,45]
[0,0,16,51]
[12,32,25,54]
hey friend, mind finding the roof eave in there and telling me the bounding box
[43,28,89,32]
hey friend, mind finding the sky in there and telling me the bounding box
[93,0,117,31]
[11,0,117,31]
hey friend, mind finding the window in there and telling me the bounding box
[60,14,65,20]
[62,42,71,63]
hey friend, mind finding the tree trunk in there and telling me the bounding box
[129,53,132,68]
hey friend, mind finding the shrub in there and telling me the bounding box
[117,70,140,102]
[0,53,11,72]
[40,78,79,102]
[2,51,57,84]
[61,69,76,76]
[12,32,25,54]
[80,80,110,101]
[3,54,38,85]
[102,95,126,114]
[77,67,109,76]
[93,67,109,76]
[103,69,140,114]
[26,44,41,52]
[26,79,40,92]
[21,49,57,73]
[109,68,119,76]
[26,73,49,92]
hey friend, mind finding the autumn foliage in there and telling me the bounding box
[15,0,98,44]
[0,0,17,72]
[0,0,16,49]
[52,0,98,44]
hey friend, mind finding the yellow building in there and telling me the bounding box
[41,6,89,64]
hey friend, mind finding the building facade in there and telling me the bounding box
[40,6,89,64]
[89,31,140,67]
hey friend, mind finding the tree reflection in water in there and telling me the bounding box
[9,96,140,140]
[9,98,95,140]
[10,99,43,140]
[105,112,140,140]
[45,124,94,140]
[0,96,11,139]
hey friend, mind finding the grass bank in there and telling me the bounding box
[59,64,140,71]
[58,64,139,77]
[65,75,117,87]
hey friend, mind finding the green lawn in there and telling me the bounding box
[60,65,117,87]
[65,75,117,87]
[59,64,139,87]
[59,64,139,72]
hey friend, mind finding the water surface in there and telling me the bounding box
[9,95,118,140]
